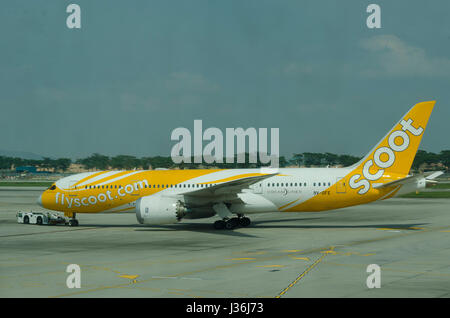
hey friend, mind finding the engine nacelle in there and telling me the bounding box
[136,195,188,225]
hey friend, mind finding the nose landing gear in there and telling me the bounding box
[68,219,79,227]
[65,212,79,227]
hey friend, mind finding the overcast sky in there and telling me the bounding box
[1,0,449,160]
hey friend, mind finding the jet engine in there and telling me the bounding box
[136,195,189,225]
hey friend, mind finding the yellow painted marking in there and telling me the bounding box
[378,227,423,231]
[229,258,256,261]
[291,257,310,261]
[119,275,139,280]
[283,250,302,253]
[440,230,450,233]
[256,265,285,268]
[276,246,335,298]
[321,250,337,255]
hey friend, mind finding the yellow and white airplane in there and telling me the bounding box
[38,101,442,229]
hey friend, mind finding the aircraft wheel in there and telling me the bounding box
[24,216,29,224]
[214,220,226,230]
[69,219,79,227]
[239,217,251,227]
[225,218,239,230]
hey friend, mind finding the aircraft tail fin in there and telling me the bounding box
[350,101,435,178]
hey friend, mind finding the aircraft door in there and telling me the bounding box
[336,177,346,194]
[67,180,79,198]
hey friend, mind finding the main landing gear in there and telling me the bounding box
[212,203,251,230]
[213,215,251,230]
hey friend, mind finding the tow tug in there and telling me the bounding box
[16,211,73,226]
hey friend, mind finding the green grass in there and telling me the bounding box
[430,183,450,189]
[0,181,53,187]
[399,191,450,199]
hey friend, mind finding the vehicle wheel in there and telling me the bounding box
[213,220,226,230]
[24,216,29,224]
[225,218,239,230]
[69,219,77,227]
[239,217,251,227]
[37,216,43,225]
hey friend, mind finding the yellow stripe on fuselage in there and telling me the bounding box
[42,169,224,213]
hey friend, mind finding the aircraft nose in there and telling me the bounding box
[37,194,43,207]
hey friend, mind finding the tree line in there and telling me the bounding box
[0,150,448,172]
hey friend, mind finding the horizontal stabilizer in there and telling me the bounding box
[373,171,444,189]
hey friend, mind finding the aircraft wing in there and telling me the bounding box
[373,171,444,189]
[182,173,278,198]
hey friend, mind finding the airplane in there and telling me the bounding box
[38,101,442,229]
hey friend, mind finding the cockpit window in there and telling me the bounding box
[48,184,56,190]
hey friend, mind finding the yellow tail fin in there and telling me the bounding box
[348,101,435,194]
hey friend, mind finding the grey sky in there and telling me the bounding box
[1,0,449,160]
